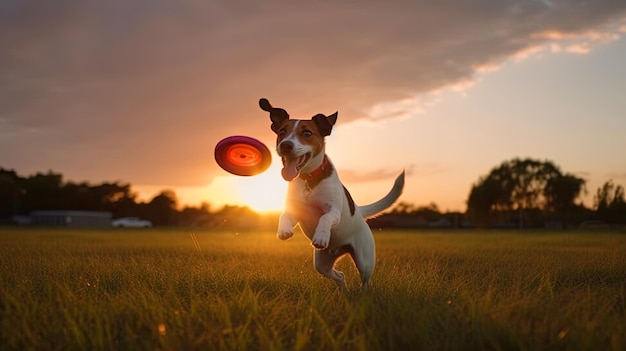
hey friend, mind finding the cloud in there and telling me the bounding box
[1,0,625,186]
[339,163,446,183]
[338,168,408,184]
[565,43,591,54]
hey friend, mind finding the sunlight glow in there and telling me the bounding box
[134,161,287,213]
[231,162,287,213]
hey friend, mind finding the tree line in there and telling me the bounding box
[1,157,625,228]
[0,168,263,228]
[370,157,625,229]
[466,158,625,228]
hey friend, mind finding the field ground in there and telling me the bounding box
[1,227,625,351]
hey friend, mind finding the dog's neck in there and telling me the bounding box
[299,154,329,181]
[299,153,333,190]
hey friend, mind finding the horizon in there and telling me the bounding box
[1,159,619,216]
[2,1,625,213]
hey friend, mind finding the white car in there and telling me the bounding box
[111,217,153,228]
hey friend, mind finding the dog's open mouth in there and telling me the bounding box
[281,153,311,181]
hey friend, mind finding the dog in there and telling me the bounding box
[259,98,405,290]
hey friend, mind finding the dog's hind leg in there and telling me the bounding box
[314,249,346,290]
[350,233,376,290]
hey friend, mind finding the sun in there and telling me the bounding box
[232,162,287,213]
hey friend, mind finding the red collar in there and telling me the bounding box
[299,155,329,181]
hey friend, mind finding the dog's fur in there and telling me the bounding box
[259,98,405,290]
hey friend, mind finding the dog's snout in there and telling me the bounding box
[279,141,294,154]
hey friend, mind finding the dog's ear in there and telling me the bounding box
[312,112,337,137]
[259,98,272,112]
[259,98,290,133]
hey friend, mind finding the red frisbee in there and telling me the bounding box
[214,136,272,176]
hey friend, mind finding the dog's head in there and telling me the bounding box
[259,98,337,181]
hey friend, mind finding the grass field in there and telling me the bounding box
[1,227,625,351]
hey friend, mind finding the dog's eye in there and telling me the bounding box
[278,129,286,137]
[302,130,313,137]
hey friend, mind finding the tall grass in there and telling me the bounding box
[0,228,624,350]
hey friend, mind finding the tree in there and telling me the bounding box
[594,180,626,224]
[390,201,417,214]
[412,202,442,222]
[30,179,136,213]
[212,205,260,229]
[145,190,178,226]
[509,159,561,210]
[0,169,23,218]
[544,174,587,227]
[388,201,445,225]
[179,202,212,227]
[0,167,223,227]
[466,158,585,227]
[467,175,510,226]
[110,193,141,218]
[20,171,64,212]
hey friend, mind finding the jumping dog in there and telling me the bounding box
[260,98,404,290]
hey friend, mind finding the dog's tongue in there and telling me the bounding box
[281,157,300,181]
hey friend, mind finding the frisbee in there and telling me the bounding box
[214,135,272,176]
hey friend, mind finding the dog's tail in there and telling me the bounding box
[359,171,405,219]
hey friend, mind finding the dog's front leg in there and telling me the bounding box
[311,208,340,250]
[277,211,297,240]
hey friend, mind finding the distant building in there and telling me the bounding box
[30,211,112,228]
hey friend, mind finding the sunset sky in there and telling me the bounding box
[1,1,625,213]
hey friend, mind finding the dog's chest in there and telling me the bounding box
[285,183,333,237]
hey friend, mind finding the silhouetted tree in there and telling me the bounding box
[0,169,23,217]
[467,176,509,226]
[383,201,449,227]
[511,159,561,210]
[41,180,135,213]
[0,168,239,227]
[179,202,212,227]
[20,171,64,212]
[145,190,178,226]
[413,202,442,222]
[466,158,585,228]
[544,174,586,227]
[390,201,417,214]
[92,182,133,208]
[594,180,626,224]
[213,205,260,229]
[110,193,141,218]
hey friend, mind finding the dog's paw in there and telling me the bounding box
[277,230,294,240]
[311,232,330,250]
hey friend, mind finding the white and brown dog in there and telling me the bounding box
[260,98,405,290]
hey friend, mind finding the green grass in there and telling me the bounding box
[0,227,625,351]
